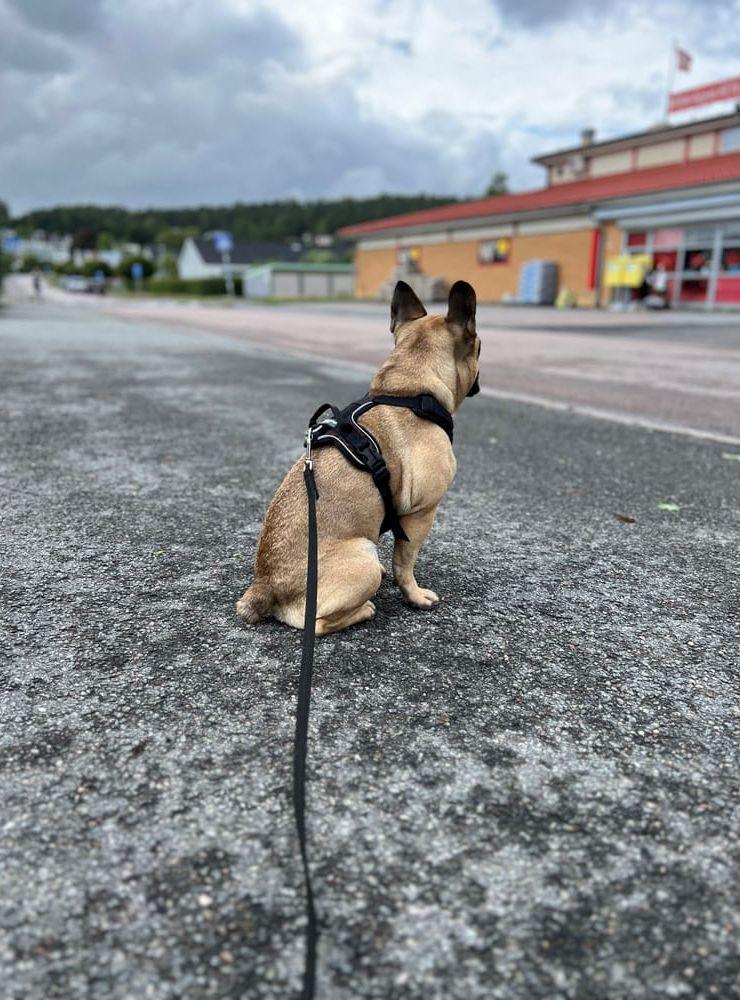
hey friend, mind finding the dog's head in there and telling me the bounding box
[390,279,481,406]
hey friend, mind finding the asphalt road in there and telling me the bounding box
[8,276,740,443]
[95,296,740,443]
[1,299,739,999]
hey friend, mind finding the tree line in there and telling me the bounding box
[5,194,458,249]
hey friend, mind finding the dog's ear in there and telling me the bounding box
[446,280,477,339]
[390,280,427,333]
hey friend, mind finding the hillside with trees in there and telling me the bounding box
[9,194,458,247]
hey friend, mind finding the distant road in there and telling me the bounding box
[8,274,740,442]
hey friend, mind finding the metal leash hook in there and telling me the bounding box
[304,424,314,470]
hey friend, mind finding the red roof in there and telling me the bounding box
[340,152,740,237]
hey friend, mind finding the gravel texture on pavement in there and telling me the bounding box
[1,301,739,999]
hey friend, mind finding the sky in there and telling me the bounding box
[1,0,740,215]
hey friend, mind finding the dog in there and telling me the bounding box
[236,279,481,635]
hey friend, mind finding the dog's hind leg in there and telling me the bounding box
[316,600,376,636]
[314,537,382,635]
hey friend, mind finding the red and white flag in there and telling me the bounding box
[675,46,692,72]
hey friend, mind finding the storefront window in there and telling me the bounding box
[683,246,713,273]
[717,230,740,302]
[653,228,683,248]
[397,247,422,271]
[615,221,740,306]
[720,248,740,273]
[653,250,678,271]
[478,238,511,264]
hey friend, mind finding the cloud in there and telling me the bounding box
[1,0,740,215]
[5,0,103,36]
[0,3,72,73]
[492,0,737,29]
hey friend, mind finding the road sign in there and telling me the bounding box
[2,235,21,255]
[131,261,144,280]
[213,231,233,254]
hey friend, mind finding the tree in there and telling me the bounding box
[0,200,9,227]
[301,248,336,264]
[71,227,97,253]
[484,172,509,197]
[10,194,458,247]
[19,253,44,272]
[155,226,199,254]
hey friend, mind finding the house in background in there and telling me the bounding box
[177,237,304,279]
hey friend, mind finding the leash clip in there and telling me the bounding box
[304,425,314,470]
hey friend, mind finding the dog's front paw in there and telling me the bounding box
[404,586,440,609]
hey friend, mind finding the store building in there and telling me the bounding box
[340,110,740,309]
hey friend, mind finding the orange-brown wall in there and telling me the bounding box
[355,226,606,305]
[354,246,398,299]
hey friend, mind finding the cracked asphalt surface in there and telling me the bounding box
[1,300,739,999]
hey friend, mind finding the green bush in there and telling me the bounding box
[19,253,44,272]
[52,261,78,275]
[144,276,242,296]
[81,259,113,278]
[158,253,179,278]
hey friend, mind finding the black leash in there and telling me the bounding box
[290,394,455,996]
[293,430,321,999]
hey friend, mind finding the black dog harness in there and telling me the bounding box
[305,393,454,542]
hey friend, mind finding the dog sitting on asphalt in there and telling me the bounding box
[236,279,481,635]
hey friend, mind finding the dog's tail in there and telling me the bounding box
[235,580,273,624]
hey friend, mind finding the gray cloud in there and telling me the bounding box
[0,1,473,213]
[493,0,738,28]
[5,0,103,37]
[0,3,72,73]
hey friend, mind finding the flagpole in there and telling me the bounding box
[664,39,676,121]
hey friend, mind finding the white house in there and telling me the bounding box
[177,237,304,280]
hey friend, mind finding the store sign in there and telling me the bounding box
[604,254,653,288]
[669,75,740,113]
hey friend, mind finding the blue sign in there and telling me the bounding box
[213,231,233,254]
[131,261,144,280]
[2,235,21,254]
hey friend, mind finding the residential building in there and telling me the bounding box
[177,237,304,280]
